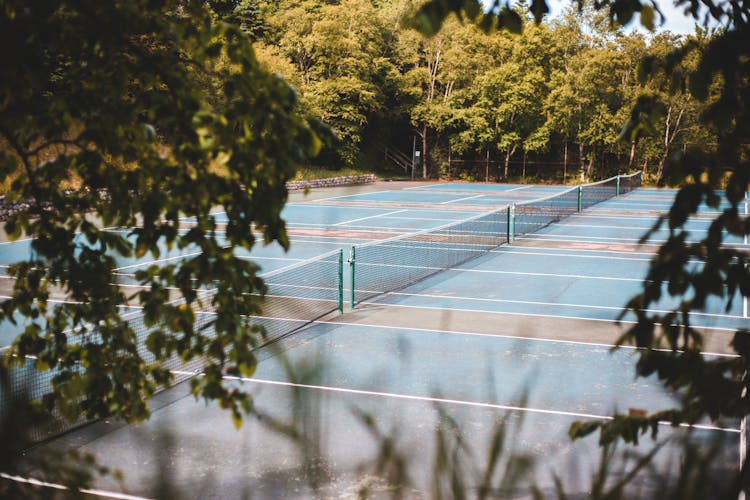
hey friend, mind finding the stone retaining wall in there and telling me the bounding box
[0,198,47,222]
[285,174,376,192]
[0,175,377,222]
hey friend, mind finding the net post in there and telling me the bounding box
[577,186,583,212]
[338,249,344,313]
[506,203,515,245]
[616,176,621,196]
[349,246,356,309]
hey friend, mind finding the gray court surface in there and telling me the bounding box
[4,180,747,499]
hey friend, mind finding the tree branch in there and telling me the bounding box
[0,124,45,213]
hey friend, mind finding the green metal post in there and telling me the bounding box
[349,246,356,309]
[616,176,621,197]
[338,249,344,313]
[506,205,513,244]
[577,186,583,212]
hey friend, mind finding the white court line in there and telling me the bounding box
[204,374,740,435]
[0,238,34,245]
[0,295,83,304]
[607,206,724,215]
[301,190,393,202]
[559,220,731,232]
[311,223,454,233]
[377,215,472,223]
[567,213,667,221]
[319,319,738,358]
[523,233,750,249]
[521,234,669,244]
[176,210,229,222]
[440,194,486,204]
[333,209,407,226]
[264,236,367,245]
[114,250,204,271]
[454,267,643,282]
[572,213,713,224]
[403,184,434,190]
[555,223,663,231]
[286,203,384,211]
[360,258,643,282]
[236,256,307,264]
[360,301,744,331]
[117,257,322,280]
[378,290,743,320]
[135,312,735,358]
[288,202,474,215]
[286,222,401,235]
[492,247,654,261]
[0,473,152,500]
[506,245,732,262]
[521,231,659,243]
[356,259,644,283]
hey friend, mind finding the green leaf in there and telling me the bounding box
[639,5,655,31]
[497,8,523,34]
[5,215,22,240]
[0,153,17,178]
[409,0,450,37]
[568,420,600,439]
[529,0,550,23]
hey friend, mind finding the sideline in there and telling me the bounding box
[0,473,151,500]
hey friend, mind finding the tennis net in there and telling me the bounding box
[1,248,344,441]
[617,171,642,195]
[349,206,510,306]
[350,172,642,306]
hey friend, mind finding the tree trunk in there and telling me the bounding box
[419,47,441,180]
[586,156,594,179]
[579,143,585,182]
[655,105,685,184]
[503,144,516,179]
[628,141,636,170]
[563,141,568,184]
[448,142,452,178]
[485,149,489,183]
[656,156,666,183]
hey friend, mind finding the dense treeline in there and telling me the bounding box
[222,0,716,183]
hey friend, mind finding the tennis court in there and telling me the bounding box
[3,176,746,498]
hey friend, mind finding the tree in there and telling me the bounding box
[633,30,715,183]
[258,0,395,167]
[400,26,451,178]
[228,0,268,40]
[411,0,750,494]
[0,0,320,425]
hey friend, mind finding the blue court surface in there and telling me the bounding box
[4,180,747,498]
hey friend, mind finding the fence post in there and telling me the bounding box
[349,246,356,309]
[338,249,344,313]
[577,186,583,212]
[507,204,516,243]
[616,176,621,197]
